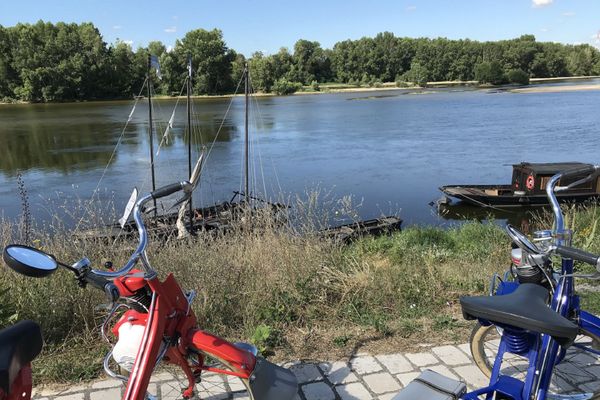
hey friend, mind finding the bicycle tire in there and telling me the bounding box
[469,322,600,396]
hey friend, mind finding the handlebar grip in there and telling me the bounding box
[151,182,185,200]
[84,271,110,291]
[561,165,598,180]
[555,245,600,267]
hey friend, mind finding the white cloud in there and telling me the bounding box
[112,25,122,30]
[562,11,576,17]
[166,45,173,52]
[164,26,177,33]
[540,28,549,32]
[123,40,133,46]
[532,0,553,8]
[406,5,417,11]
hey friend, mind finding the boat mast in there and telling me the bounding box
[244,63,249,201]
[187,55,193,232]
[147,54,157,216]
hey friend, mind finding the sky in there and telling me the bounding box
[1,0,599,56]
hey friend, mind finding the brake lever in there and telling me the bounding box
[555,174,596,192]
[143,205,157,214]
[558,272,600,280]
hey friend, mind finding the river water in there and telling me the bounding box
[1,81,599,228]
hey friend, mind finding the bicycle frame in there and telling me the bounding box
[1,183,298,400]
[460,170,600,400]
[120,272,256,400]
[93,187,296,400]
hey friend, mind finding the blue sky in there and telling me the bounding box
[1,0,599,56]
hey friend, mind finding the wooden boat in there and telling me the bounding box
[317,216,402,242]
[439,162,600,207]
[74,60,287,241]
[73,197,287,241]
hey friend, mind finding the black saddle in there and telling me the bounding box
[0,320,43,394]
[460,283,578,346]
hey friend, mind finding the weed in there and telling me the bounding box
[5,199,600,384]
[333,334,352,347]
[16,171,31,245]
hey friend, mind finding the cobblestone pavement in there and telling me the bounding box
[32,343,486,400]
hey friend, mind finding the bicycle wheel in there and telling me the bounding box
[470,322,600,396]
[152,351,251,400]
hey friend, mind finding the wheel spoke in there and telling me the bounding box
[152,358,250,400]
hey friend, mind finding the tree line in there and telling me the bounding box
[1,21,600,102]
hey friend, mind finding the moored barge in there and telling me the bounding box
[440,162,600,207]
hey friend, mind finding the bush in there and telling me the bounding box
[474,61,505,85]
[272,79,301,95]
[310,80,320,91]
[507,69,530,85]
[395,75,411,88]
[399,62,429,87]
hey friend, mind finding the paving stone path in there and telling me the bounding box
[33,343,487,400]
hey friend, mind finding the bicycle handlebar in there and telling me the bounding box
[90,181,192,279]
[555,245,600,269]
[545,165,599,244]
[562,165,598,180]
[151,182,190,199]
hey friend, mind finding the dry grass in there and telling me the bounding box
[0,202,531,384]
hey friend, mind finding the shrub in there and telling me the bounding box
[310,80,320,91]
[395,76,411,88]
[400,62,429,87]
[272,79,301,95]
[507,69,530,85]
[474,61,505,85]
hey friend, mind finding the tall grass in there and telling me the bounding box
[0,201,521,384]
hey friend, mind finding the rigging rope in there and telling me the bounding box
[249,79,269,200]
[73,78,148,233]
[156,78,187,156]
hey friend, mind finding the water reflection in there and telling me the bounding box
[437,203,538,232]
[0,116,123,175]
[1,86,600,227]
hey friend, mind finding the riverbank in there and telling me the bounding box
[510,84,600,93]
[4,203,600,384]
[2,76,599,105]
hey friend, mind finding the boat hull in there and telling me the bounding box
[440,185,600,207]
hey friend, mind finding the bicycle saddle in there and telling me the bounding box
[0,320,43,394]
[460,283,578,346]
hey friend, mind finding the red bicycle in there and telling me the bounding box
[2,181,298,400]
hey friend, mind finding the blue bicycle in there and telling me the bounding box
[395,165,600,400]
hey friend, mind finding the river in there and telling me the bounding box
[1,81,599,228]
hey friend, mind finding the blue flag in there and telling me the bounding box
[150,55,162,80]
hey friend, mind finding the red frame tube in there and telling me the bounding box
[119,274,257,400]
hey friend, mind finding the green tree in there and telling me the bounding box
[0,26,16,99]
[230,51,246,89]
[292,39,331,84]
[474,61,505,85]
[272,78,301,95]
[106,41,140,98]
[248,52,276,92]
[400,62,430,86]
[507,69,530,85]
[567,45,597,76]
[169,29,235,95]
